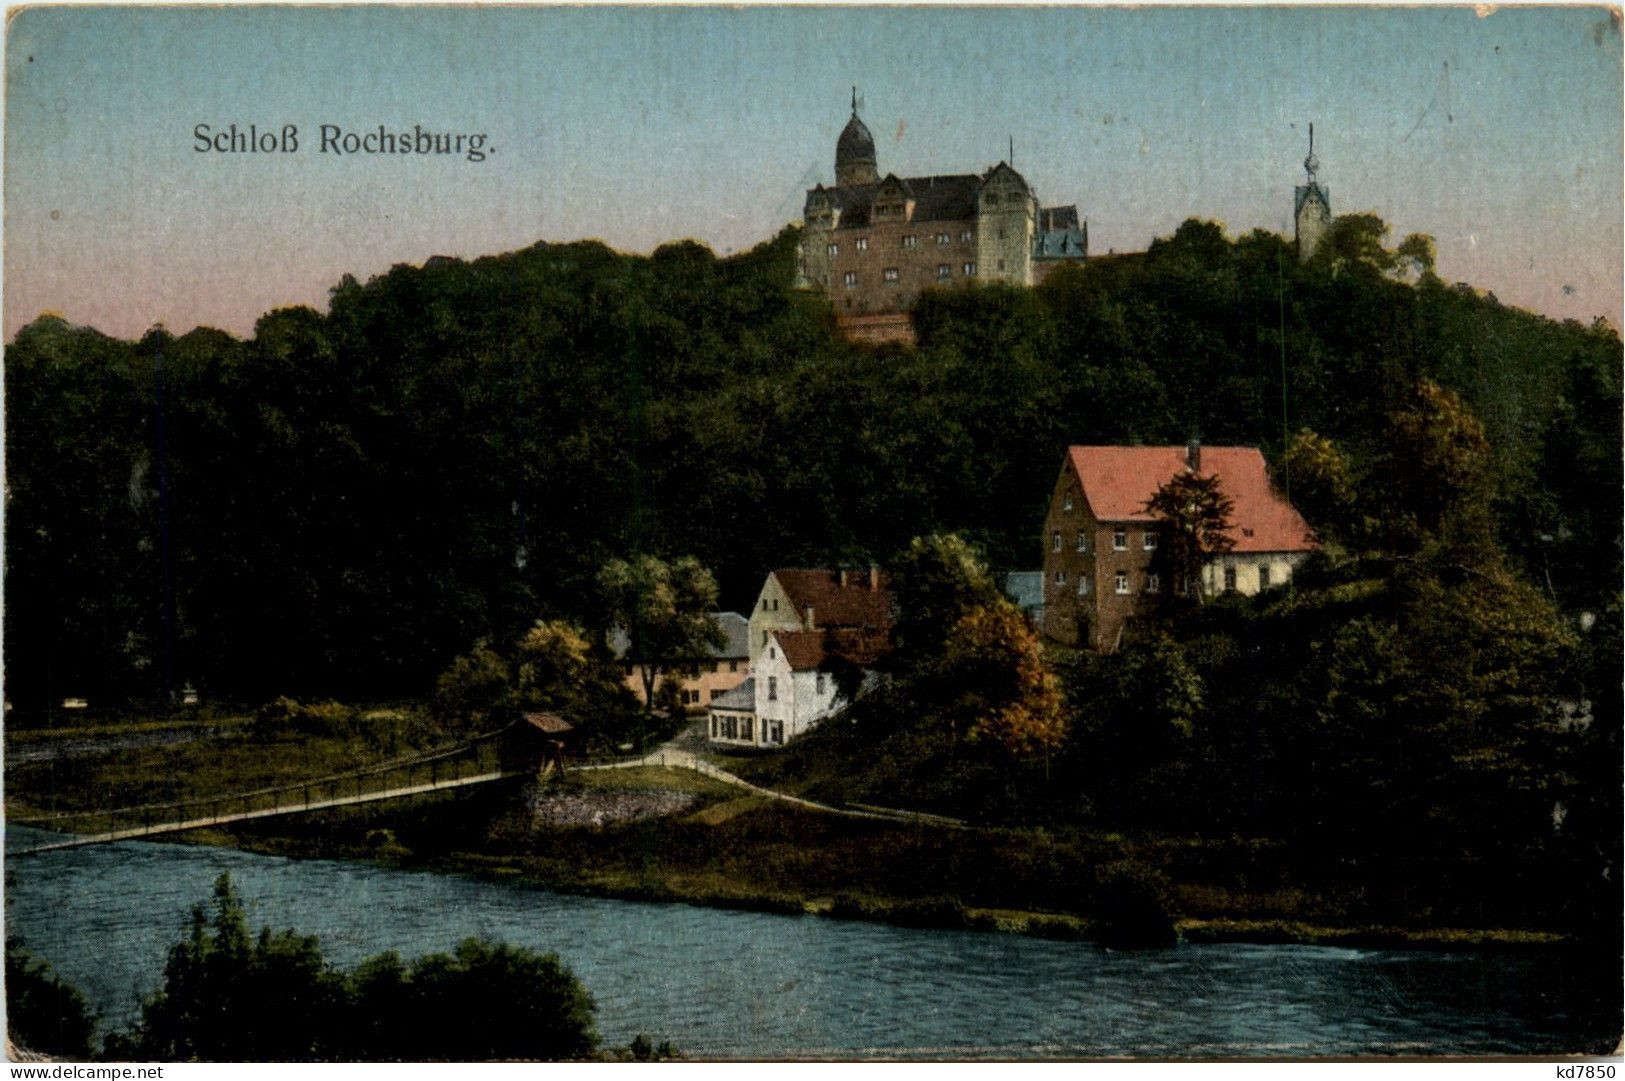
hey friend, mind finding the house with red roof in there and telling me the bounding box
[1041,442,1316,651]
[746,567,890,664]
[706,568,891,747]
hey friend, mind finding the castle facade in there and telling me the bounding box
[796,98,1087,342]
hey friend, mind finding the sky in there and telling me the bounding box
[4,5,1621,340]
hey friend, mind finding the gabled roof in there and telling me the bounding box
[608,611,750,661]
[521,711,573,735]
[1063,446,1316,553]
[771,569,892,630]
[771,630,828,672]
[811,174,983,229]
[709,677,755,712]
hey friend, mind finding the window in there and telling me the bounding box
[1146,573,1162,594]
[1223,566,1237,592]
[1143,532,1158,551]
[1259,564,1272,588]
[937,264,951,280]
[855,237,869,251]
[761,631,768,646]
[816,672,828,695]
[960,229,973,242]
[1055,569,1067,586]
[827,242,838,257]
[936,232,951,245]
[842,271,857,288]
[1115,571,1130,595]
[901,235,918,249]
[761,599,768,611]
[883,267,900,283]
[1062,491,1074,512]
[729,660,739,673]
[709,688,720,700]
[997,259,1006,271]
[963,262,977,276]
[1077,575,1091,597]
[1075,532,1088,553]
[710,717,718,738]
[1112,530,1127,551]
[742,717,753,740]
[623,664,634,677]
[1052,531,1062,552]
[771,598,778,611]
[767,676,777,701]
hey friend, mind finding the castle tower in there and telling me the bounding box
[835,89,879,188]
[1294,124,1331,262]
[976,161,1037,285]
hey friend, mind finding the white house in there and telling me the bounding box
[753,629,845,746]
[707,678,757,746]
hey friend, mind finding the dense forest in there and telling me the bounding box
[4,217,1619,714]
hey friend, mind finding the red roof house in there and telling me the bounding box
[1041,442,1316,650]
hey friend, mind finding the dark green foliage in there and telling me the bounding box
[106,874,599,1061]
[1090,862,1179,949]
[6,940,98,1059]
[4,219,1616,714]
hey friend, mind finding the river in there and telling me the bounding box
[4,826,1616,1059]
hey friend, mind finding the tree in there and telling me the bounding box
[514,619,594,710]
[938,602,1066,757]
[886,533,1004,666]
[5,941,97,1059]
[597,555,723,715]
[1142,470,1236,602]
[1382,379,1493,552]
[1278,429,1361,543]
[107,875,601,1062]
[433,638,516,729]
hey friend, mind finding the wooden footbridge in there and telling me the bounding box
[7,732,523,856]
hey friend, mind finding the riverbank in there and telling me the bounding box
[156,767,1574,954]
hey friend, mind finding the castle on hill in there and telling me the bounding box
[795,94,1087,343]
[795,97,1333,342]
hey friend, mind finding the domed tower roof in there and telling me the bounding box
[835,89,879,188]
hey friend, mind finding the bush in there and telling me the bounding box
[252,697,359,742]
[5,940,97,1058]
[1090,861,1179,948]
[107,874,600,1061]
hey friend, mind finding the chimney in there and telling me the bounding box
[869,564,880,591]
[806,605,816,631]
[1186,437,1201,473]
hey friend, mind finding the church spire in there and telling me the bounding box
[851,85,858,114]
[1303,122,1319,183]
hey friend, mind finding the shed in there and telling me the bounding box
[501,711,579,775]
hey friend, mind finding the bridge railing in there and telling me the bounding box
[9,732,510,840]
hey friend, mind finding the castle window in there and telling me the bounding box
[883,267,900,283]
[960,230,973,242]
[827,243,838,257]
[843,271,857,288]
[963,262,977,276]
[856,237,868,251]
[901,235,918,249]
[937,264,951,280]
[936,232,951,245]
